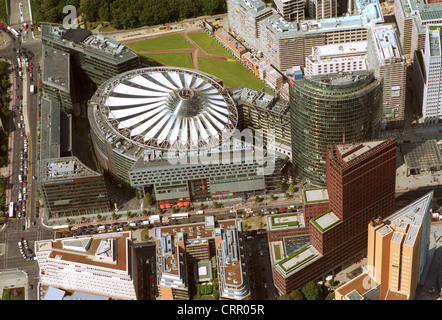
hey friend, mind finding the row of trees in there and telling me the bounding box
[31,0,227,30]
[0,61,11,169]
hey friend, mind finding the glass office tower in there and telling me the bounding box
[290,70,382,186]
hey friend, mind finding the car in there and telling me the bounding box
[18,205,22,211]
[22,226,25,230]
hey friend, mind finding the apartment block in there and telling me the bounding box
[274,0,306,22]
[155,217,251,300]
[366,24,407,129]
[394,0,442,58]
[35,231,139,300]
[228,0,383,71]
[227,0,273,51]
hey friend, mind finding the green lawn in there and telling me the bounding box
[140,52,194,69]
[126,33,193,51]
[187,32,234,59]
[198,57,265,90]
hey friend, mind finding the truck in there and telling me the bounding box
[30,84,35,95]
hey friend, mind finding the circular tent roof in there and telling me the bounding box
[94,67,238,152]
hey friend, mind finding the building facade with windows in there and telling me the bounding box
[289,70,383,186]
[366,24,407,129]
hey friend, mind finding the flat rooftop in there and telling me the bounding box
[312,210,341,232]
[303,188,329,203]
[42,156,102,181]
[371,25,403,62]
[261,0,383,37]
[335,272,378,299]
[276,245,320,274]
[314,41,368,58]
[41,24,139,64]
[36,232,131,272]
[337,140,385,163]
[42,44,70,92]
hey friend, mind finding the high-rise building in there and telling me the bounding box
[307,0,338,20]
[155,217,251,300]
[40,157,111,219]
[290,70,383,186]
[366,24,407,129]
[227,0,383,71]
[35,231,139,300]
[270,138,396,295]
[274,0,306,22]
[227,0,273,52]
[41,24,140,113]
[421,24,442,124]
[325,138,397,229]
[394,0,442,58]
[335,191,433,300]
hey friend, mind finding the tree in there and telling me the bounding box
[288,184,295,194]
[288,289,304,300]
[301,281,322,300]
[145,191,154,206]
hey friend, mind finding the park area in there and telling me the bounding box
[123,29,266,90]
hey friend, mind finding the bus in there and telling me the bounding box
[7,26,20,38]
[30,84,35,95]
[171,213,189,220]
[9,202,14,218]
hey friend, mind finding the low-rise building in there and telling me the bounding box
[35,231,139,300]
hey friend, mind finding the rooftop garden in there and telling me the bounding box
[310,209,341,233]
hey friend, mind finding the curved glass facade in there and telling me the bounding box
[290,71,382,186]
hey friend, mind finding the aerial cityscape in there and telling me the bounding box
[0,0,442,305]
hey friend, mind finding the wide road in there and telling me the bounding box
[8,0,33,26]
[0,10,52,299]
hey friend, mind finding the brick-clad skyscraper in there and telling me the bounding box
[271,138,397,294]
[326,138,397,223]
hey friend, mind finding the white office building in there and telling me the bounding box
[422,25,442,124]
[35,231,139,300]
[304,41,368,76]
